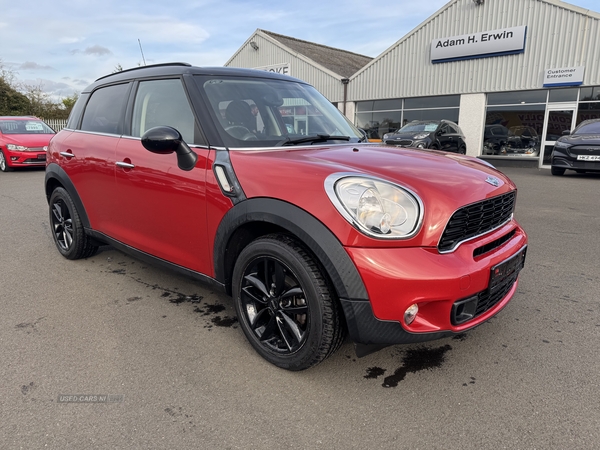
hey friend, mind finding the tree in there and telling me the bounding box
[0,64,30,116]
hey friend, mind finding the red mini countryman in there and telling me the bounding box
[45,64,527,370]
[0,116,55,171]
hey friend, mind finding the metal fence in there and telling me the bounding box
[43,119,68,132]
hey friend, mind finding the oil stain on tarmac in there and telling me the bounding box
[365,344,452,388]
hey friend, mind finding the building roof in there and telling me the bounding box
[260,30,373,78]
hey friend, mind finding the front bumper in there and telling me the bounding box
[3,149,47,167]
[341,221,527,345]
[552,153,600,173]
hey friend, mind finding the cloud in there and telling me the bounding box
[69,45,113,56]
[19,62,54,71]
[59,37,83,44]
[84,45,112,56]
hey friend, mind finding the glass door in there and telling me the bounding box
[539,104,577,168]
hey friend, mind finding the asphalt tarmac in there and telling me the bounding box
[1,166,599,449]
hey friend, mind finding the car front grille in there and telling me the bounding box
[438,191,516,253]
[571,145,600,156]
[387,139,413,146]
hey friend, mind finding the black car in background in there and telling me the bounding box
[382,120,467,154]
[483,124,509,155]
[551,118,600,176]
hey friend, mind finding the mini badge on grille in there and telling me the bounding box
[485,176,500,187]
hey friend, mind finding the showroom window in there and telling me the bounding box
[484,87,600,158]
[355,95,459,140]
[484,90,547,158]
[577,86,600,124]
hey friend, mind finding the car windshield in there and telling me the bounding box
[195,75,363,148]
[0,120,55,135]
[398,122,438,133]
[575,121,600,135]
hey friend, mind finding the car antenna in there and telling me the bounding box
[138,39,147,66]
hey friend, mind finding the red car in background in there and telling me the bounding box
[45,64,528,371]
[0,116,55,172]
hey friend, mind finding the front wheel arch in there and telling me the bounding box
[213,198,369,303]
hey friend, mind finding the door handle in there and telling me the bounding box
[59,152,75,158]
[116,161,135,169]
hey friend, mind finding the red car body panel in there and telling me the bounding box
[229,145,516,248]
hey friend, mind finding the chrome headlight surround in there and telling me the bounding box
[324,173,424,240]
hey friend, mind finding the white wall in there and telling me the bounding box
[458,93,486,157]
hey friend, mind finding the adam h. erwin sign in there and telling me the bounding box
[431,26,527,63]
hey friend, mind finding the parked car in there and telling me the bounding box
[0,116,55,172]
[382,120,467,154]
[483,124,508,155]
[551,118,600,175]
[45,63,527,370]
[503,126,539,156]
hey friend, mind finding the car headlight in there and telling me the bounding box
[7,144,28,151]
[382,134,390,141]
[554,140,570,148]
[325,173,423,239]
[413,133,429,140]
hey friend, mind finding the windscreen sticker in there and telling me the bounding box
[424,124,438,132]
[25,122,44,131]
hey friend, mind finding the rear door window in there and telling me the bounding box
[80,83,130,135]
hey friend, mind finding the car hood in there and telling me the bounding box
[2,134,54,148]
[229,144,516,248]
[558,134,600,145]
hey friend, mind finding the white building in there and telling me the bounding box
[226,0,600,168]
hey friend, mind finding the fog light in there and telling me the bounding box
[11,156,18,161]
[404,304,419,325]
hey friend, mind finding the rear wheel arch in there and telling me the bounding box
[213,198,369,303]
[45,163,91,229]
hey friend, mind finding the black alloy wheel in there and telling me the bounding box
[232,235,344,371]
[49,187,98,260]
[0,150,13,172]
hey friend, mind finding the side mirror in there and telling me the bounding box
[141,126,198,171]
[562,129,571,135]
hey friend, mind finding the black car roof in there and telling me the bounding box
[85,62,307,93]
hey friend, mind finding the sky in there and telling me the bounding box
[1,0,599,102]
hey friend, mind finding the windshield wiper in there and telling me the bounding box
[276,134,351,146]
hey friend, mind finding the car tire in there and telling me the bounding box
[429,144,439,150]
[458,146,466,154]
[232,234,345,371]
[551,166,566,176]
[0,150,13,172]
[49,187,99,260]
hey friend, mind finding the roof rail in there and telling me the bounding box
[95,62,192,81]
